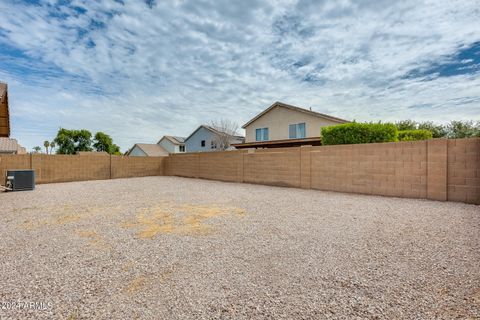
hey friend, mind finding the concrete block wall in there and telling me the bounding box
[165,153,201,178]
[309,141,428,198]
[243,148,301,187]
[198,151,244,182]
[1,138,478,204]
[0,154,166,184]
[111,156,165,179]
[166,138,479,204]
[447,138,480,203]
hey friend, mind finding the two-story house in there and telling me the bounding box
[233,101,349,148]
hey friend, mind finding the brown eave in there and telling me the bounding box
[0,82,10,137]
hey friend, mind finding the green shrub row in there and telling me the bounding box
[321,123,398,145]
[397,129,433,141]
[321,123,435,145]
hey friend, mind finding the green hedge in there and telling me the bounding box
[398,129,433,141]
[321,122,398,145]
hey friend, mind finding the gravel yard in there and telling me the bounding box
[0,176,479,319]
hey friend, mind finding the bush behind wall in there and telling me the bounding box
[398,129,433,141]
[321,122,398,145]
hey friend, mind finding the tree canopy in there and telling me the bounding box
[93,132,121,155]
[395,120,479,139]
[53,128,121,155]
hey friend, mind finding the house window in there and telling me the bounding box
[179,145,185,152]
[255,128,269,141]
[211,140,217,149]
[201,140,206,147]
[289,123,306,139]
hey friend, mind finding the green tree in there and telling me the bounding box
[32,146,42,153]
[417,121,447,138]
[93,132,121,155]
[395,120,417,131]
[43,140,50,154]
[446,121,480,138]
[54,128,93,154]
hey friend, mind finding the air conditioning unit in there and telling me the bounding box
[5,170,35,191]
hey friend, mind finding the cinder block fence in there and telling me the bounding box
[0,154,166,184]
[0,138,479,204]
[165,138,479,204]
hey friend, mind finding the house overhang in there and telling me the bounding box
[232,137,322,149]
[0,83,10,138]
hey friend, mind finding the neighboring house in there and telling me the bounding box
[234,101,349,149]
[184,125,244,153]
[0,138,26,154]
[126,143,169,157]
[157,135,185,153]
[0,82,10,137]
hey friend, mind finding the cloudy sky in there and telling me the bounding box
[1,0,479,151]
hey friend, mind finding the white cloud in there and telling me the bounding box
[0,0,479,151]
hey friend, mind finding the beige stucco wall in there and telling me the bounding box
[244,106,344,142]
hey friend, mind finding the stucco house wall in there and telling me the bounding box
[185,126,243,153]
[128,146,147,156]
[158,138,177,153]
[244,105,346,143]
[185,126,218,153]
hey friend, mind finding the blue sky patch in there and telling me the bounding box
[406,41,480,79]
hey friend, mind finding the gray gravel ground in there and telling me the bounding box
[0,176,479,319]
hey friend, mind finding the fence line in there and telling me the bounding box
[165,139,479,205]
[0,154,166,184]
[1,138,478,204]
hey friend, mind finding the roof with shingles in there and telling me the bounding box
[163,135,185,145]
[0,138,25,153]
[185,125,245,142]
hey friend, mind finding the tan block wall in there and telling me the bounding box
[198,151,244,182]
[1,139,479,205]
[447,139,480,203]
[33,154,110,183]
[0,154,31,173]
[165,153,200,178]
[111,156,165,179]
[243,148,301,187]
[0,154,166,184]
[310,141,428,198]
[166,138,479,204]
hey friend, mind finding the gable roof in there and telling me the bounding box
[185,125,244,142]
[242,101,349,129]
[127,143,169,156]
[158,135,185,145]
[0,82,10,137]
